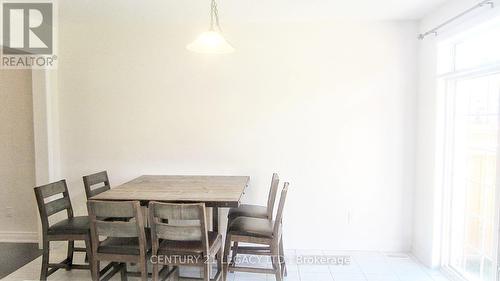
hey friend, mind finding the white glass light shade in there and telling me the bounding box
[186,30,235,54]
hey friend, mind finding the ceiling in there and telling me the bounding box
[217,0,450,21]
[61,0,450,23]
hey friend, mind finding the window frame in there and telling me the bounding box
[438,22,500,281]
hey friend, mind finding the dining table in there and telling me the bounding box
[90,175,249,233]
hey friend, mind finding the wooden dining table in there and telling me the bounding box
[90,175,249,233]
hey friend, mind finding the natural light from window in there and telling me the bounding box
[439,18,500,281]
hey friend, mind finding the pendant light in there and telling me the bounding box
[187,0,234,54]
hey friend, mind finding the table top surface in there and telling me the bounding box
[90,175,249,207]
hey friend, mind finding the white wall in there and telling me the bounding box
[0,69,38,242]
[414,0,500,267]
[49,1,419,251]
[414,33,441,268]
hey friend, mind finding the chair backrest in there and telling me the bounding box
[273,182,289,237]
[149,202,209,254]
[87,200,146,255]
[34,180,74,234]
[266,173,280,219]
[83,171,110,199]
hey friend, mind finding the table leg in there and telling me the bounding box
[213,207,219,233]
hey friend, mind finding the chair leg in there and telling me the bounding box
[279,237,287,277]
[216,247,223,280]
[174,267,180,281]
[40,238,50,281]
[223,234,232,281]
[230,241,239,266]
[271,242,283,281]
[84,237,95,280]
[66,240,74,270]
[152,259,159,281]
[92,257,100,281]
[120,263,128,281]
[203,260,211,281]
[140,260,148,281]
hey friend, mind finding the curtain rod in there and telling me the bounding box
[418,0,496,40]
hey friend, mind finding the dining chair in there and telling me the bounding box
[34,180,93,281]
[226,173,280,267]
[83,171,111,199]
[228,173,279,222]
[87,200,152,281]
[223,182,289,281]
[149,202,223,281]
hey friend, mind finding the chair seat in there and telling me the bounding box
[158,231,222,256]
[228,204,268,221]
[228,217,274,238]
[47,216,90,235]
[98,230,152,256]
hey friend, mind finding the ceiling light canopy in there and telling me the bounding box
[187,0,234,54]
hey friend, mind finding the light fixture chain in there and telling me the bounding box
[210,0,215,30]
[209,0,222,31]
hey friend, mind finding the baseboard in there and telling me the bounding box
[0,231,38,243]
[411,245,437,269]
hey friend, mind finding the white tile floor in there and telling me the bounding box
[3,243,451,281]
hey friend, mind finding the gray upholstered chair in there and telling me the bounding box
[87,200,153,281]
[149,202,223,281]
[34,180,93,281]
[226,173,279,267]
[83,171,111,200]
[224,182,289,281]
[228,173,279,223]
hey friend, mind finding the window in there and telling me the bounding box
[439,20,500,281]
